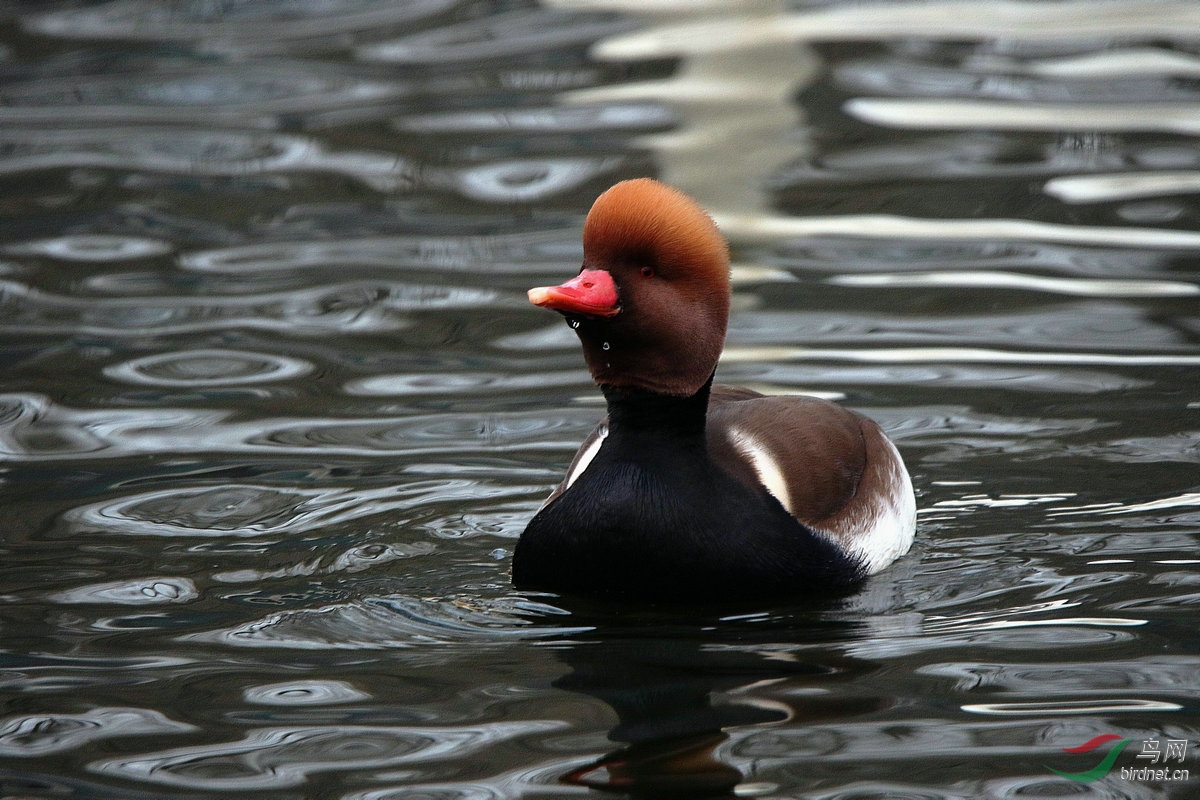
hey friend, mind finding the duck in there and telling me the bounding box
[512,178,915,601]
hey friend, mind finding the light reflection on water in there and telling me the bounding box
[0,1,1198,798]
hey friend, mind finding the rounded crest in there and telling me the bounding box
[583,178,729,289]
[567,179,731,396]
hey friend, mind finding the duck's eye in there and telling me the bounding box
[640,265,655,278]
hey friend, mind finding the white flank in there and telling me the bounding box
[848,436,917,575]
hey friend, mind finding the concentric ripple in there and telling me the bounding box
[63,484,422,537]
[0,708,195,757]
[0,280,494,337]
[3,234,172,262]
[104,349,313,387]
[357,9,637,64]
[180,231,579,274]
[0,129,409,189]
[0,64,407,127]
[26,0,459,45]
[242,680,371,706]
[49,578,199,605]
[90,721,565,790]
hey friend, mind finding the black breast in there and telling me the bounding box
[512,439,866,601]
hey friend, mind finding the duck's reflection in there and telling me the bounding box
[548,609,885,799]
[562,731,741,798]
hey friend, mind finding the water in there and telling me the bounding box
[1,1,1198,797]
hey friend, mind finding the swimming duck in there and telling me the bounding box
[513,178,915,600]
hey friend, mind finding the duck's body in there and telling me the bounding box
[513,179,915,601]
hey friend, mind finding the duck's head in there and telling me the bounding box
[528,178,730,397]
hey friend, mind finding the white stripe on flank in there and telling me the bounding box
[564,426,607,491]
[728,428,793,516]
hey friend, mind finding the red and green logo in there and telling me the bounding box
[1046,734,1133,782]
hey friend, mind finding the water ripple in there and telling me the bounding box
[345,370,587,397]
[772,131,1122,190]
[181,231,578,274]
[717,212,1200,249]
[921,656,1200,695]
[0,128,409,190]
[591,1,1200,60]
[846,97,1200,135]
[449,156,626,203]
[962,699,1182,716]
[0,394,585,461]
[49,577,199,605]
[1046,171,1200,203]
[0,279,493,337]
[834,56,1200,104]
[830,271,1199,297]
[722,346,1200,367]
[537,299,1191,354]
[89,720,565,790]
[844,600,1146,660]
[27,0,459,48]
[1066,434,1200,465]
[986,46,1200,78]
[104,349,313,387]
[64,483,474,538]
[212,541,439,584]
[357,8,638,65]
[1051,492,1200,517]
[3,234,173,262]
[243,680,370,706]
[343,784,506,800]
[771,236,1186,278]
[0,708,195,757]
[735,362,1147,394]
[396,102,676,136]
[185,595,587,651]
[0,64,407,127]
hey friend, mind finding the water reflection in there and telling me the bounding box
[549,617,869,798]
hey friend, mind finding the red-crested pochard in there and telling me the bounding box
[513,178,915,600]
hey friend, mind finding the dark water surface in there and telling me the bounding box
[2,2,1199,798]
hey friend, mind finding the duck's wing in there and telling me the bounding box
[705,385,916,573]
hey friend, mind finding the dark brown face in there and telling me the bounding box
[573,256,726,396]
[527,178,731,397]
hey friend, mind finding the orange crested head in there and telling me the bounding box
[529,178,732,397]
[582,178,730,297]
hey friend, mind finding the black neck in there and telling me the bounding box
[600,371,714,439]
